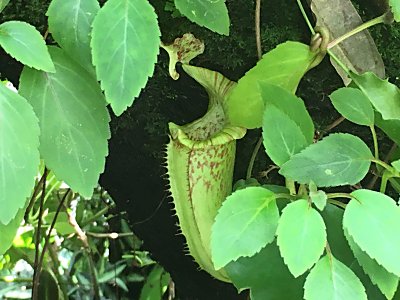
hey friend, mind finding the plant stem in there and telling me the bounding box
[36,189,71,283]
[327,14,387,49]
[25,172,47,221]
[371,158,394,173]
[296,0,315,34]
[81,202,115,227]
[32,168,48,300]
[370,125,379,159]
[327,50,350,73]
[327,199,347,209]
[380,172,390,193]
[286,179,296,195]
[255,0,262,59]
[246,137,263,179]
[86,232,134,239]
[324,116,345,132]
[327,192,353,200]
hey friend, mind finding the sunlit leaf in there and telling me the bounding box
[0,0,10,13]
[19,47,110,198]
[0,206,26,255]
[389,0,400,22]
[226,42,317,128]
[47,0,99,73]
[174,0,230,35]
[280,133,373,187]
[0,21,55,72]
[304,255,367,300]
[91,0,161,115]
[276,200,326,277]
[330,87,374,126]
[0,83,40,224]
[345,229,399,299]
[343,189,400,277]
[261,84,314,166]
[351,72,400,121]
[211,187,279,270]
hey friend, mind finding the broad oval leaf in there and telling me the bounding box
[263,106,309,166]
[174,0,230,35]
[350,72,400,121]
[0,206,26,255]
[304,255,367,300]
[280,133,373,187]
[211,186,279,270]
[390,0,400,22]
[330,87,374,126]
[19,47,110,198]
[0,21,55,72]
[343,189,400,277]
[225,242,306,300]
[344,229,399,299]
[226,42,317,129]
[276,199,326,277]
[91,0,161,116]
[47,0,99,74]
[261,84,314,166]
[0,83,40,224]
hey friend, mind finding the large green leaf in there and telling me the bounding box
[47,0,99,74]
[211,187,279,270]
[345,229,399,299]
[0,83,40,224]
[390,0,400,22]
[350,72,400,121]
[225,242,306,300]
[261,84,314,166]
[0,21,55,72]
[0,206,26,255]
[19,47,110,198]
[276,200,326,277]
[375,113,400,146]
[343,189,400,277]
[329,87,374,126]
[174,0,230,35]
[304,255,367,300]
[91,0,161,116]
[226,42,317,129]
[280,133,373,187]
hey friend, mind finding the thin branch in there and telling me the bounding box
[255,0,262,59]
[32,168,48,300]
[246,137,263,179]
[36,189,71,281]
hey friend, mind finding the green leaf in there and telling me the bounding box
[0,0,10,13]
[375,113,400,146]
[261,84,314,166]
[211,187,279,270]
[280,133,373,187]
[343,189,400,277]
[0,83,40,224]
[38,270,61,300]
[350,72,400,121]
[225,242,306,300]
[0,206,26,255]
[0,21,55,72]
[389,0,400,22]
[329,87,374,126]
[392,159,400,172]
[19,47,110,198]
[91,0,161,116]
[276,199,326,277]
[263,106,309,166]
[345,229,399,299]
[304,255,367,300]
[310,190,327,211]
[174,0,230,35]
[47,0,99,74]
[139,265,170,300]
[226,42,317,129]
